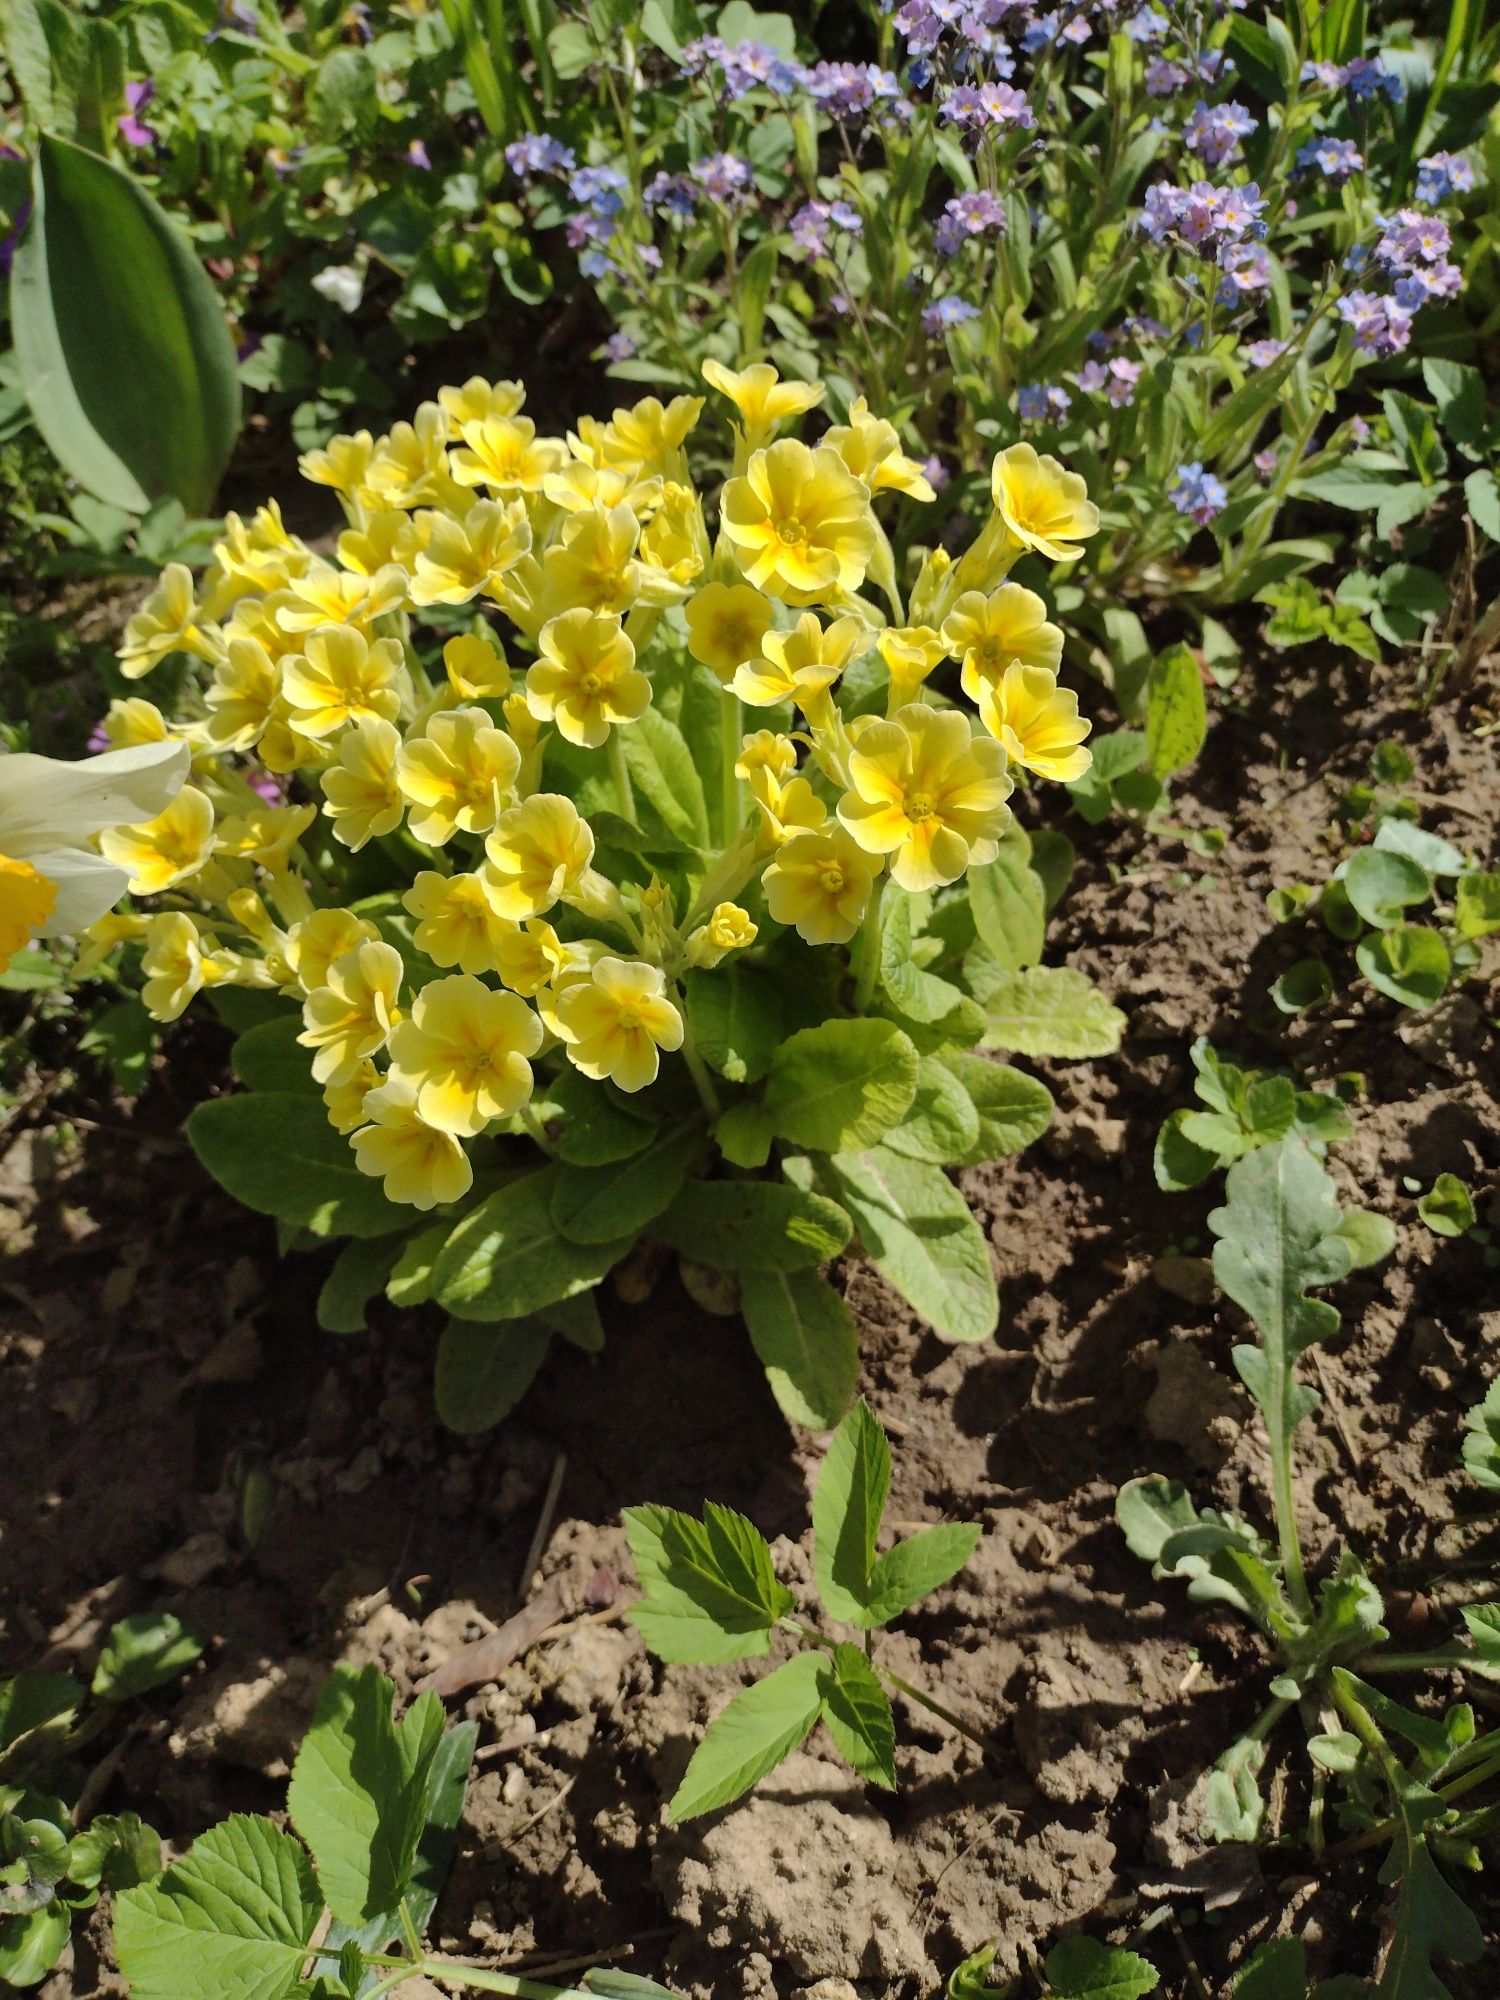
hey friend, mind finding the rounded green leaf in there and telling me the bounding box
[741,1268,859,1430]
[13,133,240,513]
[652,1177,852,1271]
[884,1057,981,1164]
[1342,848,1431,930]
[186,1093,401,1240]
[938,1053,1053,1165]
[1355,923,1450,1009]
[434,1316,551,1433]
[432,1167,632,1320]
[763,1018,919,1153]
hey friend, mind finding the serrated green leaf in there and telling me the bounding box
[667,1652,826,1821]
[818,1643,895,1788]
[981,967,1125,1059]
[1044,1935,1159,2000]
[625,1503,792,1665]
[93,1612,203,1700]
[821,1146,998,1344]
[1461,1379,1500,1493]
[286,1666,445,1926]
[740,1268,859,1431]
[113,1815,322,2000]
[763,1018,919,1152]
[652,1177,851,1271]
[813,1399,891,1622]
[864,1523,981,1625]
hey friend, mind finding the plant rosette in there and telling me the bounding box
[60,365,1123,1430]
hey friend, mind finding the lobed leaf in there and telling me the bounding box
[625,1503,793,1666]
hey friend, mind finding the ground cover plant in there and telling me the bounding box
[0,0,1498,1995]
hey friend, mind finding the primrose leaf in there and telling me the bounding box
[1460,1606,1500,1677]
[1461,1379,1500,1493]
[818,1643,896,1788]
[881,889,968,1023]
[433,1316,550,1434]
[1210,1138,1352,1462]
[1043,1935,1159,1999]
[186,1092,401,1240]
[625,1503,793,1665]
[317,1235,405,1335]
[286,1666,445,1928]
[884,1057,982,1164]
[652,1178,852,1272]
[813,1400,891,1624]
[864,1523,981,1625]
[550,1122,706,1245]
[740,1268,859,1431]
[937,1054,1053,1164]
[821,1146,998,1343]
[1145,643,1207,780]
[0,1906,72,1987]
[981,966,1125,1059]
[667,1651,826,1822]
[681,963,783,1083]
[432,1167,632,1321]
[547,1068,659,1165]
[93,1612,203,1700]
[1154,1108,1223,1191]
[967,825,1046,973]
[112,1814,322,2000]
[763,1018,920,1153]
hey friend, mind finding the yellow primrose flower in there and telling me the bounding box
[141,912,214,1022]
[735,730,799,783]
[257,696,334,776]
[451,415,567,494]
[444,631,511,701]
[99,698,172,750]
[214,802,318,873]
[545,460,662,518]
[298,938,405,1084]
[482,794,594,919]
[387,972,542,1135]
[685,582,776,684]
[364,403,452,510]
[298,429,375,500]
[761,825,881,945]
[397,707,520,844]
[281,628,409,740]
[73,911,149,981]
[720,440,876,605]
[639,482,708,590]
[976,664,1093,783]
[990,444,1100,563]
[598,394,705,480]
[276,562,408,634]
[554,955,684,1093]
[527,609,650,749]
[285,907,379,993]
[409,501,533,608]
[204,637,283,750]
[684,901,757,967]
[351,1077,474,1210]
[321,716,406,851]
[438,376,526,436]
[822,398,936,501]
[224,595,304,664]
[210,502,310,602]
[404,870,514,975]
[838,704,1013,892]
[98,784,216,895]
[877,626,949,705]
[119,564,221,679]
[337,509,426,578]
[942,583,1064,700]
[734,611,866,715]
[702,359,824,450]
[324,1058,381,1135]
[493,918,596,998]
[533,503,643,623]
[747,766,828,854]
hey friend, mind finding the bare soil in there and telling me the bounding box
[2,645,1497,2000]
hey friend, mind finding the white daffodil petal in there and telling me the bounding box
[29,848,132,936]
[0,739,191,854]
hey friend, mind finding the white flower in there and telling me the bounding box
[311,263,365,313]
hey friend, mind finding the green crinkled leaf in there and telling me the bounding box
[548,1067,658,1165]
[667,1651,825,1822]
[230,1016,318,1095]
[740,1268,859,1431]
[818,1643,895,1788]
[317,1236,405,1335]
[112,1814,322,2000]
[813,1400,891,1623]
[622,705,710,850]
[651,1177,851,1271]
[938,1054,1053,1165]
[1454,869,1500,939]
[187,1092,401,1240]
[968,825,1046,975]
[715,1100,775,1169]
[822,1146,998,1344]
[93,1612,203,1700]
[763,1018,919,1153]
[981,966,1125,1059]
[550,1122,706,1245]
[433,1317,550,1434]
[1144,643,1207,780]
[1044,1934,1160,2000]
[880,889,967,1025]
[681,964,783,1083]
[286,1665,445,1927]
[624,1503,793,1666]
[883,1057,981,1164]
[1115,1477,1291,1634]
[432,1167,632,1320]
[864,1524,981,1625]
[1210,1138,1352,1467]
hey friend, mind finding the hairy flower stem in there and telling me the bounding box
[721,695,743,838]
[852,876,886,1012]
[675,998,722,1117]
[609,730,635,822]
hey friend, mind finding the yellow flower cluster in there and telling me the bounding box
[89,367,1097,1209]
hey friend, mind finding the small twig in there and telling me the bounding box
[496,1774,577,1848]
[518,1453,568,1602]
[1167,1909,1212,2000]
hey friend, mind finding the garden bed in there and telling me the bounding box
[3,639,1494,1999]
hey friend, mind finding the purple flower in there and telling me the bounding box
[87,720,111,755]
[895,0,944,55]
[1145,57,1189,97]
[1243,337,1286,367]
[247,767,286,804]
[1216,242,1271,307]
[1336,290,1413,358]
[504,134,575,181]
[602,332,636,363]
[1300,60,1345,90]
[1183,99,1255,168]
[922,454,950,494]
[1018,382,1072,422]
[569,164,628,217]
[1075,357,1140,406]
[922,296,981,334]
[644,172,698,218]
[118,79,157,148]
[1126,7,1170,43]
[406,139,431,170]
[1415,151,1476,205]
[1296,137,1362,183]
[1169,461,1228,525]
[1253,447,1277,476]
[690,152,754,204]
[934,187,1006,256]
[1347,416,1371,443]
[805,61,907,122]
[1342,55,1403,103]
